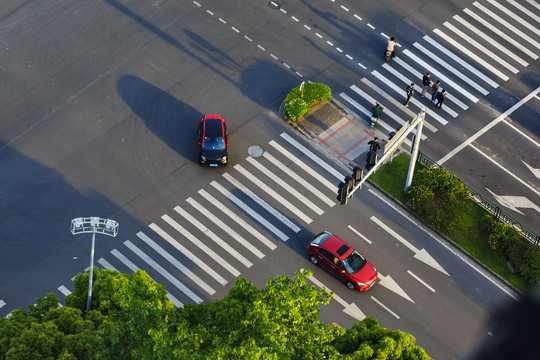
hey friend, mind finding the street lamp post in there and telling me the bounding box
[70,217,119,313]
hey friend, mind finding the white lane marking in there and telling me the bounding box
[231,26,239,33]
[444,22,519,73]
[279,8,287,14]
[198,189,277,250]
[304,24,311,30]
[381,62,458,119]
[210,181,289,241]
[174,205,253,268]
[262,151,335,207]
[404,48,483,102]
[371,216,449,276]
[412,42,490,95]
[219,18,226,24]
[165,293,183,308]
[378,273,414,303]
[245,156,324,215]
[432,28,509,81]
[473,2,540,50]
[438,86,540,164]
[525,0,540,11]
[368,188,520,301]
[193,1,201,7]
[283,62,291,69]
[244,35,252,42]
[470,145,540,198]
[125,240,204,304]
[303,269,366,321]
[485,189,540,214]
[280,132,346,181]
[111,249,139,272]
[316,32,323,39]
[487,0,540,34]
[338,92,413,149]
[98,257,118,271]
[291,16,299,22]
[257,44,265,51]
[347,225,372,244]
[58,285,71,296]
[367,23,375,30]
[392,57,469,111]
[423,35,499,88]
[503,119,540,147]
[352,82,430,138]
[407,270,436,292]
[454,15,529,66]
[522,161,540,179]
[150,222,228,285]
[354,14,362,21]
[346,54,353,60]
[186,197,265,259]
[0,300,5,309]
[206,9,214,16]
[223,173,302,232]
[137,231,216,295]
[270,53,278,60]
[371,296,400,319]
[462,8,538,60]
[295,71,303,78]
[340,5,349,11]
[336,47,343,53]
[369,70,447,128]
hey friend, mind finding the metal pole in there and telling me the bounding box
[404,109,426,193]
[86,231,96,313]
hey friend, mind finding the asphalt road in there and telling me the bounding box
[0,0,534,358]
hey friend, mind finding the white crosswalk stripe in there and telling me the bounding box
[111,249,139,272]
[222,173,302,233]
[245,156,325,216]
[136,231,216,295]
[412,42,491,95]
[487,0,540,34]
[525,0,540,12]
[98,257,118,271]
[261,151,336,207]
[269,140,338,191]
[423,35,500,88]
[210,180,289,241]
[473,2,540,50]
[507,0,540,23]
[186,197,266,259]
[198,189,278,249]
[165,209,244,275]
[58,285,71,296]
[124,240,204,304]
[149,222,228,285]
[234,164,313,224]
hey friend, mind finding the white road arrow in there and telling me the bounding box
[486,188,540,215]
[378,273,414,303]
[522,160,540,180]
[301,269,366,321]
[371,216,449,276]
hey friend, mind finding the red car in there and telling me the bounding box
[307,231,378,291]
[198,114,229,167]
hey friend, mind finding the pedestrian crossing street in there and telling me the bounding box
[46,132,346,310]
[339,0,539,148]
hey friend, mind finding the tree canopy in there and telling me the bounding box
[0,269,431,360]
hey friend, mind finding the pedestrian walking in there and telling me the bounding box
[431,80,441,102]
[434,89,446,110]
[368,137,381,153]
[421,73,431,97]
[386,37,398,58]
[404,83,414,107]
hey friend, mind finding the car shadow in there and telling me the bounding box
[117,74,202,163]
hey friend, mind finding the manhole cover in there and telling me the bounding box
[248,145,264,158]
[268,1,280,10]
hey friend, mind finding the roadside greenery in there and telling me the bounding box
[284,83,332,121]
[370,152,537,292]
[0,268,431,360]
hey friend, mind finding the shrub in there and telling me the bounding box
[284,83,331,121]
[406,168,469,232]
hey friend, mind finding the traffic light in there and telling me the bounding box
[353,166,363,187]
[337,176,354,205]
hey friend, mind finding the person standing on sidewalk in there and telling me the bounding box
[431,80,441,102]
[368,137,381,153]
[434,89,446,110]
[404,83,414,107]
[421,73,431,97]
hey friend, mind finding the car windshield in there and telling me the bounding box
[203,136,225,150]
[342,250,366,274]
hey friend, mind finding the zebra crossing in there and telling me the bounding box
[1,132,344,312]
[339,0,539,141]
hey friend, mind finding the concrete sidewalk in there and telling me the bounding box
[293,99,389,170]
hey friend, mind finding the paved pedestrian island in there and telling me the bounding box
[295,100,388,169]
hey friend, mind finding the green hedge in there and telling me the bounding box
[284,83,331,121]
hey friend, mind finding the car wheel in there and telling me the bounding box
[346,281,356,290]
[310,255,319,265]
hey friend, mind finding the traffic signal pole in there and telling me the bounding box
[341,109,426,202]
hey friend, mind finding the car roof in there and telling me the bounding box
[203,116,224,137]
[322,234,354,259]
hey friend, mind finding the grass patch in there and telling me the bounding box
[369,152,532,293]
